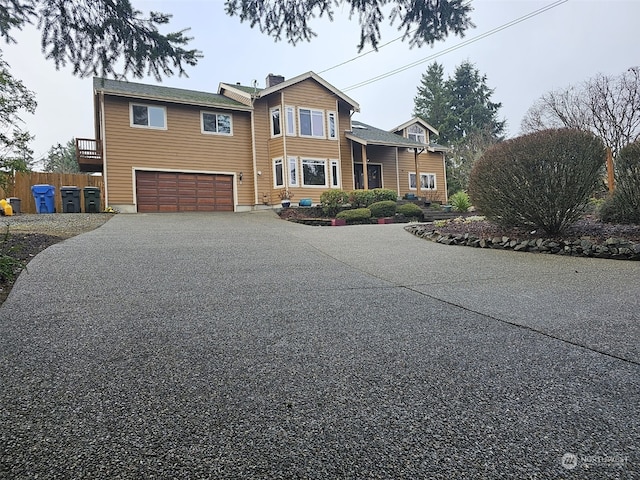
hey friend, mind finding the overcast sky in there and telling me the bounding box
[3,0,639,165]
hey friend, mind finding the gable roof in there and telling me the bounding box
[346,121,428,148]
[392,117,439,136]
[93,78,252,111]
[221,72,360,112]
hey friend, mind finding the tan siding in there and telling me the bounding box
[103,96,254,209]
[369,146,398,194]
[339,110,354,190]
[397,150,447,203]
[252,100,276,205]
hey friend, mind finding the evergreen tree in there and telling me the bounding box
[413,62,450,140]
[43,139,79,173]
[225,0,474,51]
[413,61,505,192]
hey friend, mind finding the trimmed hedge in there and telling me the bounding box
[600,141,640,224]
[320,189,349,217]
[336,208,372,223]
[349,188,397,207]
[369,200,397,218]
[397,203,424,219]
[468,129,605,235]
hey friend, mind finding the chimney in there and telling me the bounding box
[266,73,285,88]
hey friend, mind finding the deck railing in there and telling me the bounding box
[75,138,103,172]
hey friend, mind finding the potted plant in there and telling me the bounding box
[279,188,294,208]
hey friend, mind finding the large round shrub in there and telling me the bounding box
[336,208,372,223]
[468,129,605,234]
[397,203,423,219]
[320,189,349,216]
[599,141,640,224]
[369,200,397,218]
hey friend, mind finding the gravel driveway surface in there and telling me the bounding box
[0,212,637,479]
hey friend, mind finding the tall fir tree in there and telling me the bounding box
[43,139,79,173]
[413,61,505,193]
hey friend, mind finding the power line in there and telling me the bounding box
[338,0,568,92]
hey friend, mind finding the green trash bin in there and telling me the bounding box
[83,186,101,213]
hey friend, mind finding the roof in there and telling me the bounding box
[93,78,252,111]
[224,72,360,112]
[392,117,439,136]
[347,121,431,148]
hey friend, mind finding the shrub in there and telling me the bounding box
[371,188,398,203]
[336,208,372,223]
[449,191,471,212]
[397,203,424,219]
[348,190,376,208]
[468,129,605,235]
[320,189,349,217]
[369,200,397,218]
[599,141,640,224]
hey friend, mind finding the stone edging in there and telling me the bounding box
[404,224,640,260]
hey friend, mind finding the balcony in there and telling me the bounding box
[76,138,103,172]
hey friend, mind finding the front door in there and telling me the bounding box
[354,163,382,190]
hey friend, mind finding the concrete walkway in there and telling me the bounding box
[1,212,637,478]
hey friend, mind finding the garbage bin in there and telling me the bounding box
[31,184,56,214]
[7,197,20,214]
[60,186,81,213]
[83,186,101,213]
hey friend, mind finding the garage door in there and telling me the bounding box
[136,171,234,213]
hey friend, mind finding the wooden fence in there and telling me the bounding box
[1,172,105,214]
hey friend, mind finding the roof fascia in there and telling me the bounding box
[392,117,439,136]
[218,82,255,101]
[259,71,360,112]
[95,88,253,112]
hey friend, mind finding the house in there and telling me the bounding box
[77,71,448,213]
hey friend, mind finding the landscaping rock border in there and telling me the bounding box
[405,223,640,260]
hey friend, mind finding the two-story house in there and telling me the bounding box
[77,71,448,213]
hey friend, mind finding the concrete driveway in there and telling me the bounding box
[1,212,637,479]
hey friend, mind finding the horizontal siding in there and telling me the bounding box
[397,150,447,203]
[103,96,254,208]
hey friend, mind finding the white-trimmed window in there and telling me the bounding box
[202,112,232,135]
[407,124,426,144]
[270,107,281,137]
[285,106,296,136]
[409,172,436,190]
[131,104,166,129]
[330,160,340,188]
[299,108,325,138]
[327,111,337,139]
[302,158,328,187]
[288,157,299,187]
[273,158,284,187]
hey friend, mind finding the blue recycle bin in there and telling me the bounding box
[31,184,56,214]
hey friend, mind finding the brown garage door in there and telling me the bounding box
[136,171,234,213]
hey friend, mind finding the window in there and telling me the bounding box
[285,106,296,136]
[328,112,337,139]
[131,104,166,129]
[202,112,232,135]
[288,157,299,187]
[407,124,426,144]
[299,108,325,138]
[274,158,284,187]
[302,159,328,187]
[330,160,340,188]
[409,172,436,190]
[270,107,281,136]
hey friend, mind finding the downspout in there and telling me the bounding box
[442,150,449,202]
[395,147,400,197]
[251,109,258,207]
[100,91,108,208]
[414,148,420,199]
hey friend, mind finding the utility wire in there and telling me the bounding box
[338,0,568,92]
